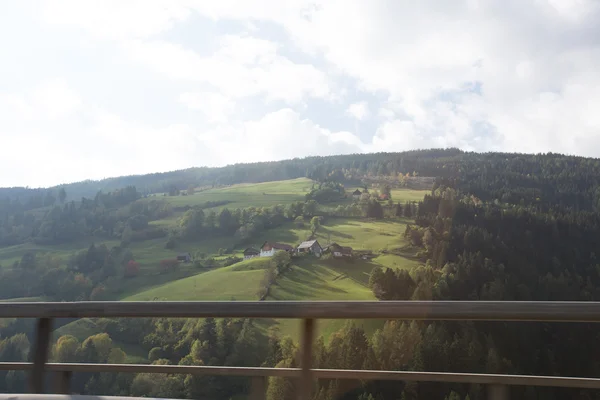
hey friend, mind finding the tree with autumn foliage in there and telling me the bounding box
[124,260,140,278]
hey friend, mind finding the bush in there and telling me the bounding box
[90,285,107,301]
[159,259,179,274]
[165,237,177,249]
[223,256,243,267]
[124,260,140,278]
[205,258,217,268]
[148,347,165,362]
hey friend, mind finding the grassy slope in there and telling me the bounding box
[267,257,381,339]
[162,178,313,210]
[119,217,419,341]
[2,178,429,357]
[0,240,120,268]
[124,258,270,301]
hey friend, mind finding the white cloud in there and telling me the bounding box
[124,35,331,104]
[346,102,370,121]
[0,79,81,122]
[189,0,600,154]
[0,81,198,187]
[198,108,364,166]
[2,0,600,187]
[42,0,191,40]
[32,79,83,120]
[178,92,235,123]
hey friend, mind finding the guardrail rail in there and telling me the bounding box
[2,301,600,400]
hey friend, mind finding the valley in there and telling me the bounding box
[0,175,428,362]
[3,149,599,399]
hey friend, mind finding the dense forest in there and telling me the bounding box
[3,149,600,399]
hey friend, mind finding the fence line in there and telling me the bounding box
[2,300,600,399]
[3,300,600,321]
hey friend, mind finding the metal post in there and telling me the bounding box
[55,370,72,394]
[298,318,315,400]
[29,317,52,393]
[250,376,266,400]
[488,384,509,400]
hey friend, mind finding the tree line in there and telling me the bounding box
[364,153,600,399]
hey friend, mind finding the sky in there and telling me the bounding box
[1,0,599,188]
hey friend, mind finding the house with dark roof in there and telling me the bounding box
[177,252,192,263]
[243,247,260,260]
[327,243,353,257]
[260,241,294,257]
[352,189,362,200]
[296,240,323,256]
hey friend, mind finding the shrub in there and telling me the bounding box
[90,285,107,301]
[165,237,177,249]
[223,256,243,267]
[124,260,140,278]
[159,259,179,274]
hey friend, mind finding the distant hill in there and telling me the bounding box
[1,148,460,199]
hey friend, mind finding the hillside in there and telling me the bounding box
[4,149,600,399]
[5,175,425,357]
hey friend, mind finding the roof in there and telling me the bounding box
[328,243,352,254]
[243,247,259,254]
[261,241,293,251]
[352,189,362,195]
[298,240,320,249]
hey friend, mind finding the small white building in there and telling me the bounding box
[260,242,294,257]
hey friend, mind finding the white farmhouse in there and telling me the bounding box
[260,241,294,257]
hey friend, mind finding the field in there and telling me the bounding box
[161,178,313,210]
[1,177,430,358]
[0,239,120,268]
[124,258,270,301]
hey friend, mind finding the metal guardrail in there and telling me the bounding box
[2,301,600,400]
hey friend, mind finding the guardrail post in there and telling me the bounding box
[250,376,266,400]
[299,318,315,400]
[488,384,509,400]
[55,370,72,394]
[29,317,52,394]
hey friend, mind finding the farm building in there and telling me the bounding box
[379,193,389,201]
[243,247,260,260]
[260,242,294,257]
[352,189,362,200]
[297,240,323,256]
[327,243,353,257]
[177,252,192,263]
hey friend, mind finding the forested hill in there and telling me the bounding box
[1,148,461,200]
[3,149,600,398]
[4,148,600,213]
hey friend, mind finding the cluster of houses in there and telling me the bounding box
[243,240,353,260]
